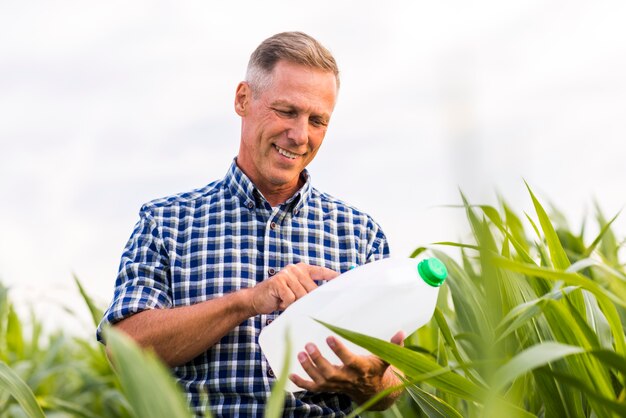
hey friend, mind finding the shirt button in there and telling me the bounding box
[266,318,273,325]
[268,268,276,276]
[270,221,277,230]
[247,202,254,209]
[267,368,275,378]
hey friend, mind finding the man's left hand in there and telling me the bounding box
[289,331,405,409]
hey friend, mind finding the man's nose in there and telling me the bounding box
[287,116,308,145]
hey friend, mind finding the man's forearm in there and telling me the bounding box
[112,288,257,367]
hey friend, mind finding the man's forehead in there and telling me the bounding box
[271,61,337,88]
[270,99,332,118]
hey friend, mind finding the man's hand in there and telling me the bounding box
[249,263,339,314]
[290,331,406,410]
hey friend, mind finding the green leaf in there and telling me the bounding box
[491,342,584,392]
[103,327,195,418]
[73,274,104,329]
[39,396,100,418]
[495,255,626,358]
[532,371,568,418]
[589,349,626,376]
[264,327,291,418]
[0,283,10,363]
[594,202,620,265]
[0,361,45,418]
[493,256,626,308]
[433,308,482,384]
[478,205,504,228]
[430,251,488,343]
[525,181,570,269]
[494,286,578,343]
[315,320,486,402]
[7,304,24,359]
[538,368,626,416]
[431,242,481,251]
[502,201,529,253]
[409,246,428,258]
[524,212,542,243]
[404,385,463,418]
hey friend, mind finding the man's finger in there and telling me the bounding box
[304,342,336,376]
[283,270,309,299]
[390,331,406,346]
[275,283,296,309]
[289,373,317,391]
[326,336,356,366]
[297,351,325,383]
[305,265,340,281]
[290,265,319,293]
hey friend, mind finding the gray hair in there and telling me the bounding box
[245,31,340,95]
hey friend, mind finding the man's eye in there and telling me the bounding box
[275,109,295,117]
[310,118,327,127]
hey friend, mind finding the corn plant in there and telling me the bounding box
[355,184,626,417]
[0,278,134,417]
[0,280,291,417]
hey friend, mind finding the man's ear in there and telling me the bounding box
[234,82,251,116]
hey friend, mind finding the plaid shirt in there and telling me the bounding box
[97,160,389,417]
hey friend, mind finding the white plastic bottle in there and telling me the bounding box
[258,256,448,392]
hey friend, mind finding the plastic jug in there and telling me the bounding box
[258,256,448,392]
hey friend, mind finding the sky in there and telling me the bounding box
[1,0,626,335]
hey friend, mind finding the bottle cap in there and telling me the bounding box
[418,258,447,287]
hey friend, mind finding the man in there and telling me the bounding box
[97,31,403,417]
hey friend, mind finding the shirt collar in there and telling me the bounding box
[224,158,312,213]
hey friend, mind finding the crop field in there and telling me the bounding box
[2,184,625,418]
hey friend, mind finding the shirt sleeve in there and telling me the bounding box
[96,208,173,343]
[365,218,390,263]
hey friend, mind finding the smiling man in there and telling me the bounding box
[97,32,402,417]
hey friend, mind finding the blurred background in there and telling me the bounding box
[1,0,625,336]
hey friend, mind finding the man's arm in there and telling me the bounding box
[112,263,339,367]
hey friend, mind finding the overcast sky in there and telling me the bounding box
[2,0,625,335]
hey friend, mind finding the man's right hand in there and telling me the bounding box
[249,263,339,314]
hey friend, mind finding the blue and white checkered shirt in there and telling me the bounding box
[97,160,390,417]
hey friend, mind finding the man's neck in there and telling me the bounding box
[257,175,305,207]
[233,158,306,207]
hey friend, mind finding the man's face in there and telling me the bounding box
[235,60,338,197]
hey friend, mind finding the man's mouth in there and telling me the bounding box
[274,145,301,159]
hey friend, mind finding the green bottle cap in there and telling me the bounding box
[418,258,448,287]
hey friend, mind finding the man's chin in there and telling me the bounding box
[266,171,303,188]
[268,165,301,180]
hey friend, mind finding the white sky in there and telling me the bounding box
[2,0,626,335]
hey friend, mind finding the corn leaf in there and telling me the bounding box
[103,327,195,418]
[492,256,625,308]
[0,361,45,418]
[491,342,584,393]
[404,385,463,418]
[7,304,24,360]
[594,202,620,265]
[494,286,578,343]
[39,396,100,418]
[583,210,621,258]
[525,182,570,270]
[315,320,486,402]
[73,274,104,329]
[538,368,626,416]
[493,256,626,357]
[264,328,291,418]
